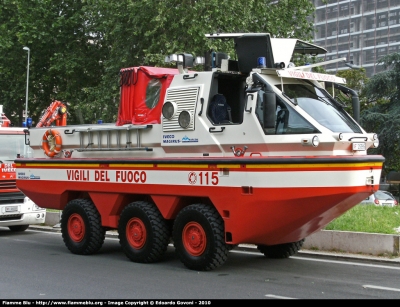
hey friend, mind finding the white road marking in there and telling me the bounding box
[28,229,62,235]
[290,255,400,270]
[230,249,400,270]
[265,294,296,299]
[363,285,400,292]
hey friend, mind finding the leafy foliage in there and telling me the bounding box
[360,53,400,173]
[0,0,109,125]
[0,0,316,125]
[336,68,369,114]
[0,0,28,126]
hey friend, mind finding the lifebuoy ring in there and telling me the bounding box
[42,129,62,157]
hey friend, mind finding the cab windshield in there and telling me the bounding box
[277,82,362,133]
[0,133,26,162]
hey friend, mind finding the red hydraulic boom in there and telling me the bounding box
[36,100,67,127]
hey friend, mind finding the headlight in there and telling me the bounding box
[372,134,379,148]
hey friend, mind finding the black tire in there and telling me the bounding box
[8,225,29,232]
[118,201,170,263]
[172,204,229,271]
[61,199,105,255]
[257,239,305,259]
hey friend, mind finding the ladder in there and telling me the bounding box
[64,125,153,152]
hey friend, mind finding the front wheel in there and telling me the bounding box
[257,239,305,259]
[172,204,229,271]
[9,225,29,232]
[61,199,105,255]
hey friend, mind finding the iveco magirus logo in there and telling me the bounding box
[182,135,198,143]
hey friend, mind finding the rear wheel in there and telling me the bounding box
[172,204,229,271]
[8,225,29,232]
[61,199,105,255]
[257,239,305,258]
[118,201,170,263]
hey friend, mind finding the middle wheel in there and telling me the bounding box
[118,201,170,263]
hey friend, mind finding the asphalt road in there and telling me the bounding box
[1,227,400,300]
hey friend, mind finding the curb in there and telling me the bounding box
[303,229,400,257]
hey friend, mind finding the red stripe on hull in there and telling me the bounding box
[17,179,378,246]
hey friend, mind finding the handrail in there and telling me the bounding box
[64,124,152,134]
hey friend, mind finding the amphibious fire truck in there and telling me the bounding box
[16,33,384,271]
[0,105,46,231]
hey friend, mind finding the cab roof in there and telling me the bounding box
[206,33,327,73]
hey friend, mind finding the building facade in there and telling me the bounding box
[312,0,400,77]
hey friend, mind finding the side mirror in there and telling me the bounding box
[263,91,276,129]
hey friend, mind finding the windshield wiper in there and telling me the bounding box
[301,79,344,108]
[282,92,297,105]
[315,94,331,106]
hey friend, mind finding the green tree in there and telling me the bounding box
[335,67,369,116]
[361,53,400,173]
[0,0,317,125]
[0,0,27,126]
[0,0,108,125]
[85,0,317,123]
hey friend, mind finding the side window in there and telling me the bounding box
[145,79,162,109]
[256,95,319,135]
[274,97,318,134]
[208,93,233,124]
[255,90,265,125]
[275,104,288,134]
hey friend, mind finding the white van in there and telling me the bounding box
[0,127,46,231]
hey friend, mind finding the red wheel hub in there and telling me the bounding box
[126,218,146,249]
[182,222,206,256]
[68,213,85,242]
